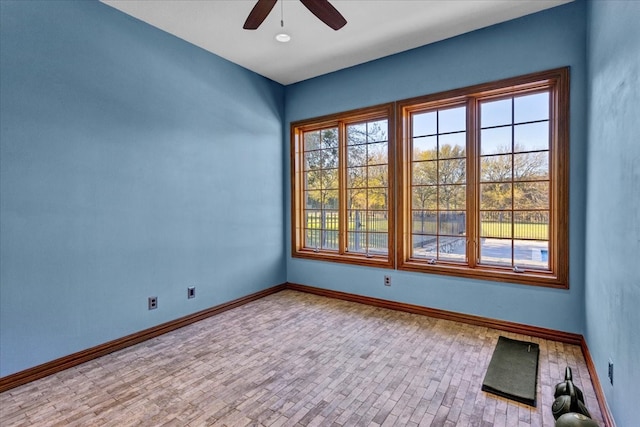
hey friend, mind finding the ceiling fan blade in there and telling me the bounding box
[300,0,347,30]
[243,0,278,30]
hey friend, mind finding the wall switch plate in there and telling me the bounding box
[187,287,195,299]
[148,296,158,310]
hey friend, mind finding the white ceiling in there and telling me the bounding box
[101,0,572,85]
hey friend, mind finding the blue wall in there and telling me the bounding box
[585,1,640,426]
[3,2,636,424]
[0,1,285,376]
[285,2,588,333]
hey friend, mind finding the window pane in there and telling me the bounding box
[324,148,339,169]
[412,234,437,259]
[412,210,437,234]
[305,210,322,230]
[413,136,437,159]
[347,210,359,231]
[438,159,466,184]
[347,232,388,254]
[368,165,388,187]
[514,92,549,124]
[347,145,366,167]
[481,98,512,128]
[348,192,366,210]
[305,228,321,248]
[305,190,322,209]
[514,152,548,180]
[438,211,466,236]
[304,170,322,190]
[304,131,321,151]
[368,188,388,210]
[481,211,512,238]
[514,240,549,270]
[479,237,512,266]
[347,167,367,189]
[304,151,323,170]
[413,111,437,137]
[323,229,339,250]
[412,187,437,210]
[514,211,549,240]
[438,185,466,210]
[480,154,512,182]
[323,190,339,209]
[368,142,388,164]
[439,132,466,157]
[347,123,366,145]
[480,183,512,210]
[369,211,388,232]
[514,122,549,152]
[412,161,437,185]
[437,236,467,262]
[307,148,338,169]
[368,120,388,142]
[323,168,338,190]
[347,231,366,253]
[321,210,339,231]
[367,232,388,254]
[321,128,339,149]
[439,106,466,133]
[514,182,549,210]
[481,127,512,155]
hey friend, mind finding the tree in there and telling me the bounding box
[412,144,466,236]
[480,144,548,215]
[304,128,339,210]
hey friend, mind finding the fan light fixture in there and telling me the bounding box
[274,2,291,43]
[275,33,291,43]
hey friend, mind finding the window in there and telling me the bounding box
[397,68,569,287]
[291,104,394,268]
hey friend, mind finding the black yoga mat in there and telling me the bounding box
[481,336,540,406]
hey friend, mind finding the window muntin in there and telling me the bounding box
[478,91,551,270]
[291,104,394,268]
[346,120,389,256]
[410,105,467,263]
[303,128,339,251]
[398,67,569,288]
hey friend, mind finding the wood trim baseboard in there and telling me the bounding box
[286,282,582,344]
[0,283,287,393]
[285,282,615,427]
[581,337,617,427]
[1,281,616,427]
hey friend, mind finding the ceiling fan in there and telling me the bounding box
[243,0,347,31]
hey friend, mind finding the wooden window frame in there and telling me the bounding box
[291,103,395,269]
[397,67,570,288]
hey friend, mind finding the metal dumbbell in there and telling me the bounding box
[555,412,599,427]
[552,381,591,420]
[554,366,585,403]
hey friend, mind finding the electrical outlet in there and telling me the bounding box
[608,359,614,385]
[148,296,158,310]
[384,275,391,286]
[187,286,196,299]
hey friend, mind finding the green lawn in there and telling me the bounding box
[481,221,548,240]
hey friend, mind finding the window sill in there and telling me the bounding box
[293,249,394,269]
[398,259,568,289]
